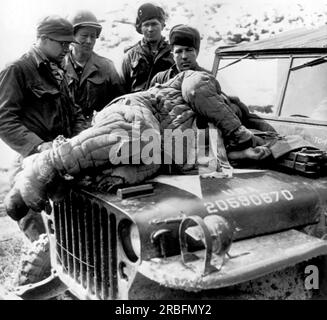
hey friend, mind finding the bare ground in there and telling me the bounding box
[0,214,29,290]
[0,169,29,290]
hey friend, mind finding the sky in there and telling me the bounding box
[0,0,325,68]
[0,0,128,68]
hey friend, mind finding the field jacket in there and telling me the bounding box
[0,47,86,157]
[120,37,174,93]
[65,51,125,121]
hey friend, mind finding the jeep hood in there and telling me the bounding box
[101,168,327,261]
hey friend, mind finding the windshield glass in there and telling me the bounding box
[216,57,289,116]
[281,57,327,120]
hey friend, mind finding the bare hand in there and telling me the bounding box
[243,146,271,160]
[36,141,53,153]
[228,146,271,160]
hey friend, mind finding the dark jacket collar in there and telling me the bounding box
[30,46,67,72]
[124,36,171,55]
[30,46,50,68]
[170,62,209,74]
[138,36,170,54]
[141,36,167,48]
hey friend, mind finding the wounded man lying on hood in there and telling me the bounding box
[4,70,314,221]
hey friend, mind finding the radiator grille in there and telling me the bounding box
[53,190,118,300]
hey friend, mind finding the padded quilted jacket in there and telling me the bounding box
[5,70,245,216]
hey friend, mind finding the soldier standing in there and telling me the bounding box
[120,2,174,92]
[65,10,125,125]
[0,15,87,242]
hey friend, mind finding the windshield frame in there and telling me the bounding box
[214,52,327,124]
[290,54,327,71]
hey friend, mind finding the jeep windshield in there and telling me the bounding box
[216,55,327,121]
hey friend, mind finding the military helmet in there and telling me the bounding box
[68,10,102,37]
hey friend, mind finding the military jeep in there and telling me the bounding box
[10,25,327,300]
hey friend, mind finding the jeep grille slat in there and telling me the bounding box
[65,197,73,277]
[77,197,86,288]
[109,214,118,299]
[91,203,100,296]
[100,209,109,299]
[71,193,80,283]
[84,200,94,294]
[58,200,67,269]
[53,190,119,300]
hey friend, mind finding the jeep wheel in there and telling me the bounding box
[15,233,51,286]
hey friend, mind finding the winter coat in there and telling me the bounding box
[64,51,126,122]
[120,37,174,93]
[5,70,247,217]
[33,70,244,176]
[150,64,263,132]
[0,47,86,157]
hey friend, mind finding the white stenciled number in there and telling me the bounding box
[226,198,240,208]
[238,195,251,206]
[204,202,218,214]
[270,191,279,201]
[215,200,228,211]
[260,193,273,203]
[281,189,294,201]
[249,194,262,206]
[204,190,294,214]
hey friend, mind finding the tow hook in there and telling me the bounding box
[179,215,235,276]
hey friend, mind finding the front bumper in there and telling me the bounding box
[139,229,327,291]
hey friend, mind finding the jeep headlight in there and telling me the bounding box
[118,219,141,263]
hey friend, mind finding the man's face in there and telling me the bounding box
[141,18,163,43]
[173,44,198,72]
[74,26,97,55]
[41,36,71,63]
